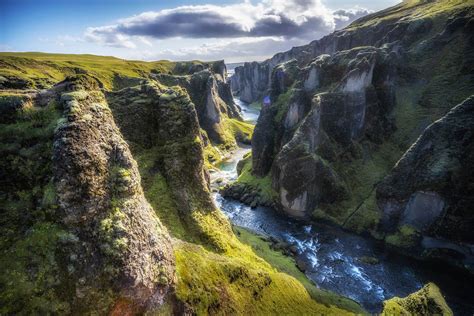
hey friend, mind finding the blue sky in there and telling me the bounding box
[0,0,400,62]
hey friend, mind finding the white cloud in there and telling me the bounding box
[84,0,371,51]
[131,37,306,62]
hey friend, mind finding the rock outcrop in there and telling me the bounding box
[53,88,175,312]
[377,96,474,271]
[106,82,225,244]
[153,61,242,146]
[382,283,453,316]
[230,0,473,104]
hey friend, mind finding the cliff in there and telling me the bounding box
[226,0,474,271]
[0,75,357,314]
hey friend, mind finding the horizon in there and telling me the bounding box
[1,0,401,63]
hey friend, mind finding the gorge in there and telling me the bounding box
[1,0,473,315]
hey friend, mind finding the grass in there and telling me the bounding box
[235,154,277,205]
[174,238,356,316]
[0,52,224,90]
[137,148,189,240]
[347,0,471,30]
[0,52,172,90]
[225,117,254,144]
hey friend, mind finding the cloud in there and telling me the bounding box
[333,7,373,29]
[85,0,370,49]
[132,37,308,62]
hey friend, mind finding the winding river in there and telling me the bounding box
[211,98,474,315]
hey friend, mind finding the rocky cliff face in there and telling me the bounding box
[0,80,177,314]
[377,96,474,271]
[154,60,242,146]
[53,88,176,313]
[231,0,473,104]
[228,0,474,271]
[106,82,226,245]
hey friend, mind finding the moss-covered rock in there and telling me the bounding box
[377,96,474,271]
[382,283,453,316]
[52,88,175,312]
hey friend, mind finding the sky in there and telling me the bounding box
[0,0,401,63]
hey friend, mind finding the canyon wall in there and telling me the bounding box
[227,0,474,272]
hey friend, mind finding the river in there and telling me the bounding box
[211,98,474,315]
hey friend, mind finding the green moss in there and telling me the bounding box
[382,283,453,315]
[385,225,420,249]
[224,118,255,144]
[235,154,277,205]
[61,90,89,102]
[99,204,128,259]
[175,240,354,316]
[135,148,188,240]
[273,88,293,124]
[0,97,72,314]
[175,210,359,314]
[0,223,70,315]
[234,227,366,314]
[202,142,224,170]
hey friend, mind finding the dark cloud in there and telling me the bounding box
[85,1,371,48]
[116,11,248,39]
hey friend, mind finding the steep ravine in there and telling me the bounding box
[213,99,474,314]
[227,0,474,278]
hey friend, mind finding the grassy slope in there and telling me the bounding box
[233,227,365,314]
[0,52,175,90]
[173,219,358,315]
[347,0,472,30]
[0,52,223,91]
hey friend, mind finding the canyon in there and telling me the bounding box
[1,0,473,315]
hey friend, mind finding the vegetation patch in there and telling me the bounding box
[136,148,189,240]
[0,98,68,314]
[174,240,354,315]
[224,118,254,144]
[385,225,420,249]
[234,154,277,205]
[382,282,453,315]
